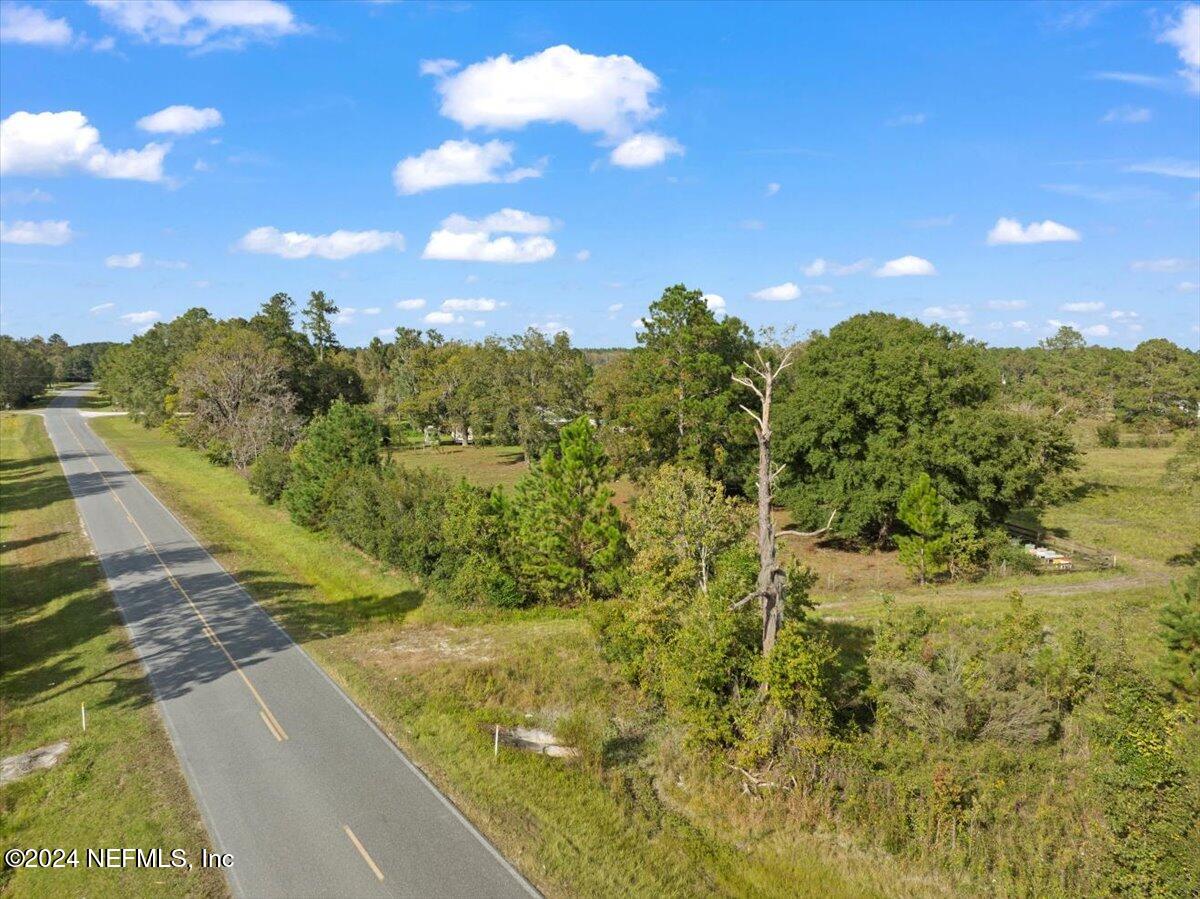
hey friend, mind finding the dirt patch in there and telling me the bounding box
[1,741,69,785]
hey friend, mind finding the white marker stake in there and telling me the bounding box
[494,724,499,759]
[81,703,86,731]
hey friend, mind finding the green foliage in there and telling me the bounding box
[302,289,339,361]
[894,473,950,583]
[282,399,382,528]
[590,284,755,489]
[1160,567,1200,701]
[1096,420,1121,448]
[504,416,627,603]
[248,446,291,504]
[760,622,839,732]
[777,313,1078,543]
[0,335,54,407]
[1162,432,1200,496]
[1115,338,1200,430]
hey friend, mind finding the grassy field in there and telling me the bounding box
[90,415,945,898]
[0,414,225,899]
[1011,437,1196,567]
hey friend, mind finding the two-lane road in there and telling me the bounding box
[42,385,536,898]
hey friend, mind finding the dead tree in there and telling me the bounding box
[732,346,836,656]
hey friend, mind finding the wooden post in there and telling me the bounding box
[493,724,499,759]
[81,703,86,731]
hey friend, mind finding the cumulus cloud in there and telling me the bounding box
[238,226,404,260]
[137,105,223,135]
[1109,309,1140,320]
[703,293,726,313]
[440,208,553,234]
[1158,4,1200,94]
[803,257,871,277]
[532,320,572,337]
[395,298,426,310]
[922,305,970,325]
[0,110,168,182]
[433,44,662,138]
[419,58,459,78]
[1101,105,1151,124]
[89,302,115,314]
[88,0,301,51]
[875,255,937,277]
[424,310,463,325]
[362,307,380,315]
[986,299,1027,310]
[120,309,159,325]
[610,132,683,168]
[441,297,501,312]
[1125,158,1200,179]
[1082,323,1111,338]
[750,281,801,301]
[0,218,72,245]
[1,2,72,45]
[1061,301,1105,312]
[105,252,143,268]
[392,139,542,194]
[987,218,1081,245]
[1131,257,1194,272]
[1010,320,1031,332]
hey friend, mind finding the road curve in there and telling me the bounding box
[42,385,537,899]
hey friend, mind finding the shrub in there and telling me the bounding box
[283,399,382,528]
[1160,566,1200,700]
[1096,420,1121,448]
[248,446,291,504]
[441,554,524,608]
[1162,433,1200,496]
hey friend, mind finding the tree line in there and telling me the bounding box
[0,334,116,407]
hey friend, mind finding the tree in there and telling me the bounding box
[732,342,836,656]
[302,290,339,361]
[777,313,1075,543]
[592,284,755,487]
[1116,339,1200,430]
[282,399,382,528]
[0,336,54,407]
[1160,567,1200,700]
[175,325,301,469]
[894,473,950,584]
[504,416,626,603]
[1039,324,1086,352]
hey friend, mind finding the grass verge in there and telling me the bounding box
[90,415,933,897]
[0,413,225,898]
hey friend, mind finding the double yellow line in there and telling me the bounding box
[63,421,289,743]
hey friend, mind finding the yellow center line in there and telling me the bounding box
[343,825,385,882]
[63,419,289,743]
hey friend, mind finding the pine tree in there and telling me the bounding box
[506,416,626,603]
[895,472,950,584]
[1160,567,1200,700]
[302,290,339,361]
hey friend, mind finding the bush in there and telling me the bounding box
[282,399,382,528]
[1096,420,1121,448]
[441,554,524,608]
[249,446,291,504]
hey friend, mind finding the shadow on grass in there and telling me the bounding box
[1167,544,1200,567]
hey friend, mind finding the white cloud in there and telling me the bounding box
[441,297,500,312]
[987,299,1027,310]
[0,218,72,245]
[1091,71,1172,89]
[424,310,463,325]
[154,258,188,269]
[1130,257,1194,272]
[986,218,1081,245]
[334,307,357,324]
[532,320,572,337]
[750,281,801,302]
[395,298,426,310]
[1010,320,1031,331]
[440,208,553,234]
[1061,301,1105,312]
[472,319,486,328]
[137,105,223,135]
[1178,281,1200,293]
[886,112,927,127]
[0,187,52,204]
[392,139,542,194]
[1110,309,1140,320]
[1101,105,1151,124]
[419,58,459,78]
[120,309,159,325]
[1082,323,1111,337]
[376,328,395,338]
[610,132,684,168]
[433,44,662,138]
[238,226,404,260]
[362,307,380,315]
[89,302,115,314]
[1125,158,1200,179]
[765,182,781,197]
[922,305,970,325]
[423,230,555,263]
[803,257,871,277]
[0,110,168,182]
[1,2,72,45]
[105,251,143,268]
[88,0,301,51]
[1158,5,1200,94]
[703,293,726,313]
[607,303,623,317]
[875,255,936,277]
[575,249,591,262]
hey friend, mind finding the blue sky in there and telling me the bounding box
[1,0,1198,348]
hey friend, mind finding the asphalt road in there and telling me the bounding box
[42,385,537,899]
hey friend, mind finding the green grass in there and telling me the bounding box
[0,414,224,899]
[89,415,936,898]
[1012,439,1196,567]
